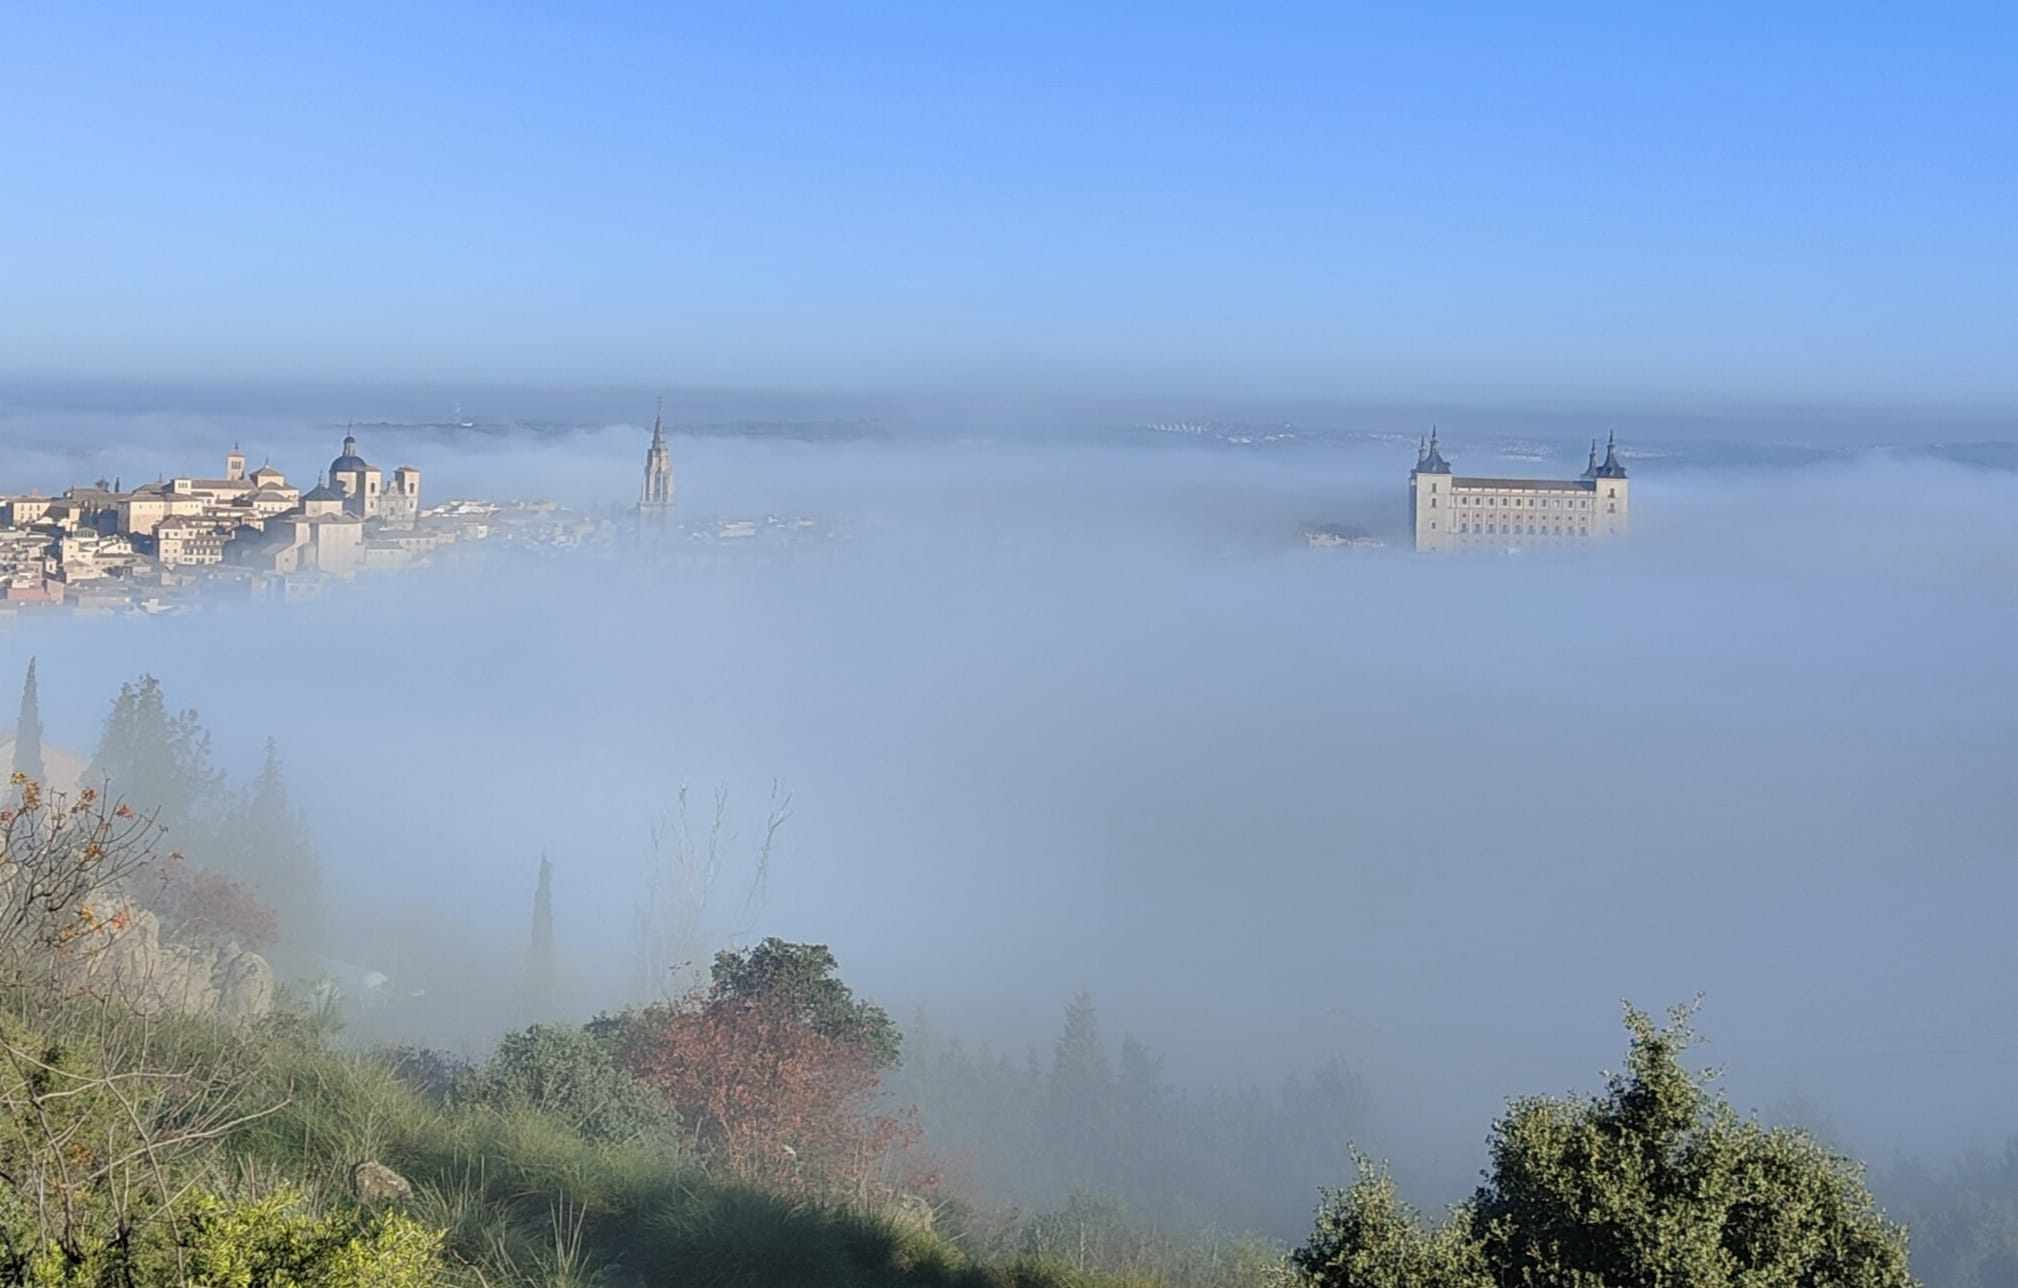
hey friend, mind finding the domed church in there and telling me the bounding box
[326,433,422,525]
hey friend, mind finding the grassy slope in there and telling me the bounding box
[228,1031,1159,1288]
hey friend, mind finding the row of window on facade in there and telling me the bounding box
[1427,499,1616,515]
[1455,523,1589,536]
[1425,496,1592,510]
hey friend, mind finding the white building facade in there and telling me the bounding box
[1409,432,1631,552]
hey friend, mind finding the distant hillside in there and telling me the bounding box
[1923,441,2018,472]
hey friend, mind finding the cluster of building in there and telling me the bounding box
[1408,431,1631,552]
[0,435,485,612]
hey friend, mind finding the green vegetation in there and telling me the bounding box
[1293,1004,1916,1288]
[2,669,1949,1285]
[707,937,902,1069]
[459,1022,679,1146]
[0,995,1208,1287]
[10,660,44,786]
[87,675,223,839]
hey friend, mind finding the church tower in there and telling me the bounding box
[639,397,676,522]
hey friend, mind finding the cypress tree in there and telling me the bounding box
[12,657,44,785]
[527,853,556,1018]
[222,738,324,962]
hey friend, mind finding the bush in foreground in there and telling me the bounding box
[1295,1003,1916,1288]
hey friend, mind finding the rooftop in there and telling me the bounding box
[1452,477,1597,492]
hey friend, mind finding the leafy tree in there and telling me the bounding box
[604,995,912,1196]
[12,658,44,786]
[1295,1003,1917,1288]
[709,937,900,1069]
[0,778,165,998]
[152,857,280,951]
[596,940,911,1196]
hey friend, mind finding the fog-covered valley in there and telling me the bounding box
[6,397,2016,1261]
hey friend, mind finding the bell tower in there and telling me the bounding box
[640,397,677,522]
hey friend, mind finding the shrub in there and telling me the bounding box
[175,1188,446,1287]
[1296,1004,1915,1288]
[380,1043,474,1102]
[152,856,281,951]
[466,1022,680,1145]
[0,1004,275,1283]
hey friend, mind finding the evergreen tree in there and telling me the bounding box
[1045,990,1115,1194]
[11,657,44,785]
[526,853,556,1019]
[1295,1004,1916,1288]
[219,738,324,961]
[88,675,221,832]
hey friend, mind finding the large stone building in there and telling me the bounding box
[326,433,420,523]
[1409,431,1630,552]
[225,514,363,577]
[639,400,676,523]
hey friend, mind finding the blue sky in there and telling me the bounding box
[4,3,2013,407]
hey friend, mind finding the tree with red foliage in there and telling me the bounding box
[152,854,280,952]
[597,939,914,1200]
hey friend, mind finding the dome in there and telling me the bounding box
[329,434,373,476]
[303,482,345,503]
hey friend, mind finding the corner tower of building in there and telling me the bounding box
[1591,430,1630,537]
[1408,430,1453,550]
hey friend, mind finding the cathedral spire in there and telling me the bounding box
[640,398,676,517]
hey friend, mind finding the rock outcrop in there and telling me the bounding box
[78,900,275,1020]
